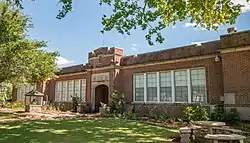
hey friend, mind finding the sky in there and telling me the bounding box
[22,0,250,67]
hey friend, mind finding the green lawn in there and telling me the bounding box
[0,112,22,120]
[232,122,250,142]
[0,119,178,143]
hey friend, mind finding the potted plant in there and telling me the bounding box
[71,95,83,113]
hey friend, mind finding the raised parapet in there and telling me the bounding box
[88,47,123,59]
[120,41,219,66]
[88,47,124,68]
[220,30,250,49]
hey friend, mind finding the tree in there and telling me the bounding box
[8,0,250,45]
[0,1,59,85]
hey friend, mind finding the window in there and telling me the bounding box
[74,80,80,97]
[62,81,67,101]
[17,85,36,101]
[134,74,144,102]
[160,72,172,102]
[133,68,207,103]
[175,70,188,102]
[147,73,157,102]
[55,82,62,101]
[68,81,74,100]
[191,68,207,102]
[80,79,86,101]
[55,79,86,102]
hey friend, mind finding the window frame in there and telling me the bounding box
[55,79,86,102]
[132,67,207,104]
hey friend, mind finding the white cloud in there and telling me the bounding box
[131,47,137,51]
[233,0,250,12]
[131,43,138,51]
[185,22,207,31]
[185,22,221,31]
[191,41,207,46]
[132,44,137,47]
[184,22,197,27]
[56,56,74,67]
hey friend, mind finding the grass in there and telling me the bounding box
[0,112,22,120]
[232,122,250,142]
[0,118,178,143]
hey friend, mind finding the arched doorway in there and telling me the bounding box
[95,84,109,112]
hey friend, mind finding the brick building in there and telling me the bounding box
[13,28,250,120]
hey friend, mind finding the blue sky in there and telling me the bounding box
[22,0,250,67]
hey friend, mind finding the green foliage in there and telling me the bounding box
[183,106,194,122]
[225,108,241,122]
[71,95,83,112]
[183,103,208,122]
[5,101,24,109]
[110,90,125,114]
[100,0,244,45]
[0,1,59,85]
[0,83,13,106]
[211,105,241,122]
[8,0,249,45]
[211,105,226,121]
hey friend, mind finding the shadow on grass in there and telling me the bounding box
[0,112,24,120]
[0,118,179,143]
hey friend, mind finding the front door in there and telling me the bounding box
[95,85,108,112]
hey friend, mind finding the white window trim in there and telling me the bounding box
[133,67,207,104]
[55,79,86,102]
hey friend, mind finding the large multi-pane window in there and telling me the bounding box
[17,85,36,101]
[74,80,80,97]
[160,72,172,102]
[61,81,68,101]
[175,70,188,102]
[55,79,86,102]
[80,79,86,101]
[55,82,62,101]
[147,73,157,102]
[191,68,206,102]
[133,68,207,103]
[68,81,74,99]
[134,74,144,102]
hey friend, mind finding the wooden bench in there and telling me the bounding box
[205,134,246,143]
[212,127,243,134]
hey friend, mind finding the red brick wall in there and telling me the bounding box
[221,50,250,104]
[119,58,224,104]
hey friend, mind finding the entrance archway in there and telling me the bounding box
[95,84,109,112]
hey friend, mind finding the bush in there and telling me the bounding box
[211,105,241,122]
[110,90,125,114]
[183,103,208,122]
[211,104,226,121]
[71,95,82,112]
[225,108,241,122]
[5,101,24,109]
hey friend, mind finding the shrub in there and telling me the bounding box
[225,108,241,122]
[211,105,240,122]
[211,104,226,121]
[110,90,125,114]
[6,101,25,110]
[183,106,194,122]
[71,95,82,112]
[183,103,208,122]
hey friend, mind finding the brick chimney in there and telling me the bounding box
[227,27,237,33]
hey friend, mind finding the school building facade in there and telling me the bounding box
[13,28,250,120]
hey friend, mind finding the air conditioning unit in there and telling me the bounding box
[203,105,216,119]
